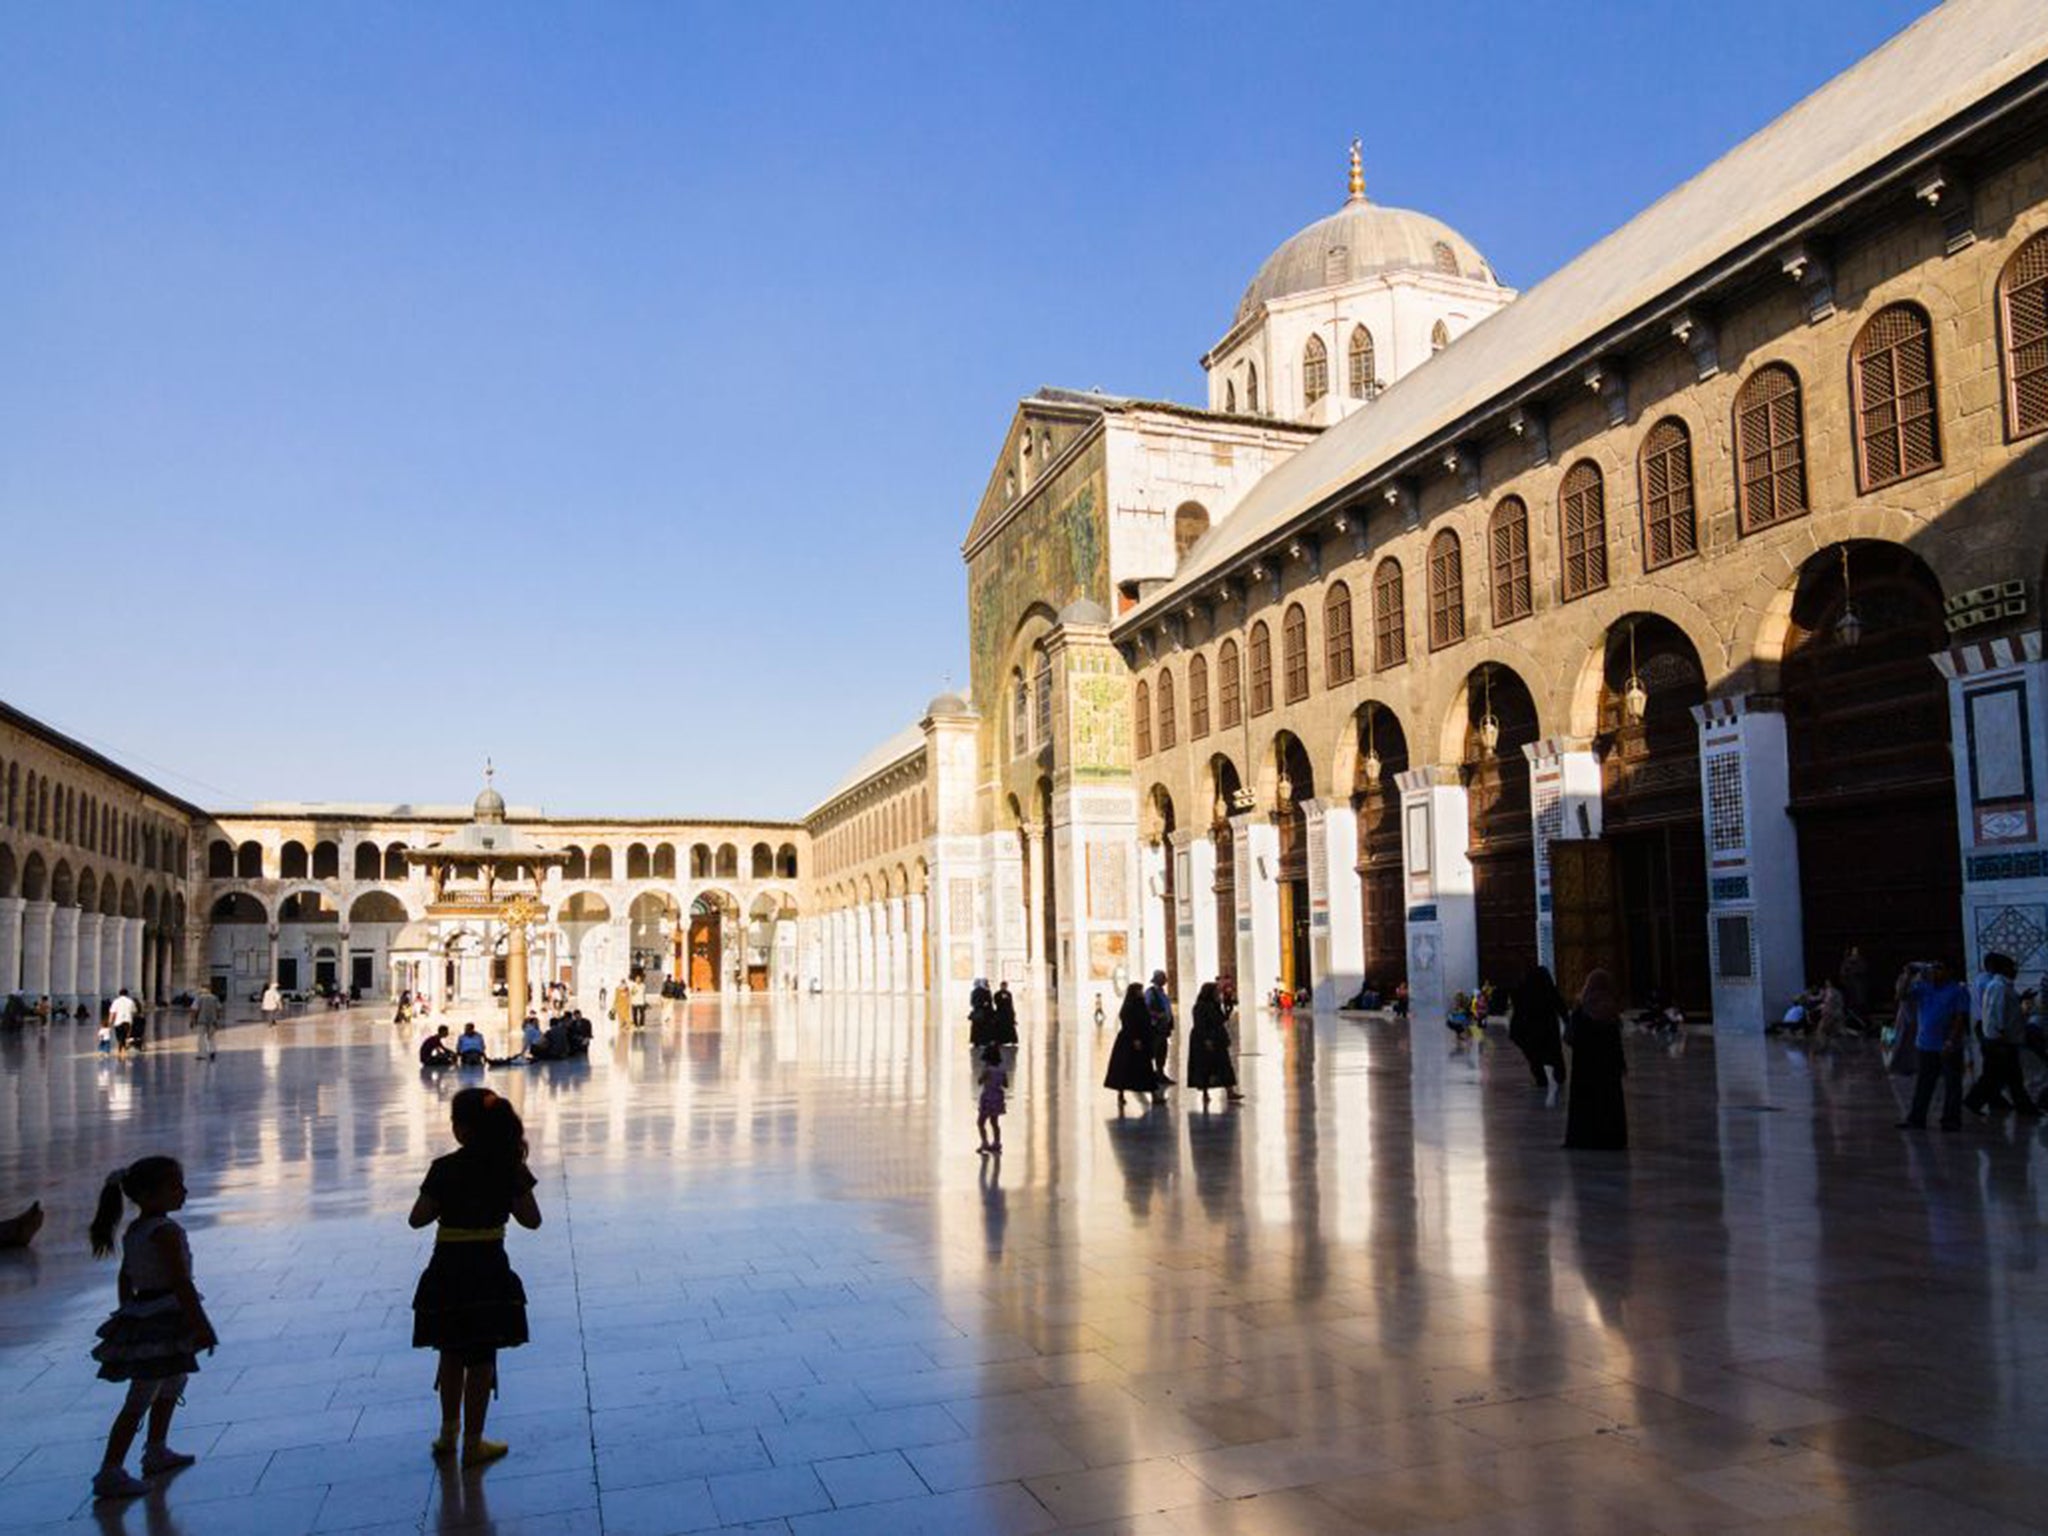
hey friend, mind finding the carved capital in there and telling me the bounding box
[1780,241,1836,323]
[1583,358,1629,426]
[1507,405,1550,464]
[1915,160,1976,253]
[1669,308,1720,380]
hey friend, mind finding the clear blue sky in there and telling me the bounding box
[0,0,1934,817]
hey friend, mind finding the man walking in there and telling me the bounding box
[1966,952,2037,1117]
[107,988,138,1052]
[260,980,282,1027]
[1898,960,1971,1131]
[1144,969,1176,1086]
[191,983,221,1061]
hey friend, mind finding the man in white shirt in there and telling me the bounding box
[107,989,138,1051]
[191,985,222,1061]
[260,982,282,1026]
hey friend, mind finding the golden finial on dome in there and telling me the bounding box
[1347,139,1366,203]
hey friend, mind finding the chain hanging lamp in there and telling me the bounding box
[1835,544,1864,648]
[1623,622,1649,723]
[1478,667,1502,756]
[1362,708,1383,786]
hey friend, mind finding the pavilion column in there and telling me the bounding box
[1019,821,1045,996]
[1172,829,1216,1003]
[1692,696,1802,1034]
[267,924,281,985]
[339,927,353,999]
[906,892,927,992]
[1396,765,1477,1026]
[1229,812,1281,1009]
[75,915,101,1015]
[1137,838,1168,988]
[1308,797,1363,1012]
[1524,738,1605,975]
[19,900,53,997]
[50,906,79,1010]
[0,896,22,994]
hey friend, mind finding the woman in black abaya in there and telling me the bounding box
[1103,983,1161,1109]
[1562,969,1627,1150]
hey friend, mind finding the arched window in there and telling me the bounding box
[1246,363,1260,414]
[1431,241,1458,275]
[1559,460,1609,600]
[1638,419,1699,568]
[1010,669,1029,755]
[1428,530,1465,650]
[1135,680,1152,757]
[1249,622,1274,715]
[1430,320,1450,353]
[1218,639,1243,728]
[1174,502,1210,561]
[1281,603,1310,701]
[1488,496,1531,624]
[1033,648,1054,746]
[1734,363,1807,531]
[1373,559,1406,670]
[1189,653,1211,738]
[1225,379,1237,413]
[1348,326,1376,399]
[1157,669,1176,749]
[1302,335,1328,406]
[1999,231,2048,438]
[1853,303,1941,489]
[1324,581,1355,685]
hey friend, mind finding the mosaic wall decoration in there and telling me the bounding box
[1978,904,2048,974]
[1086,837,1128,921]
[1068,667,1132,781]
[1968,851,2048,883]
[949,878,975,936]
[1710,875,1751,904]
[1707,751,1744,854]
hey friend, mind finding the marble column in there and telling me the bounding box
[50,906,79,1010]
[1397,765,1477,1026]
[1692,696,1802,1033]
[75,914,101,1014]
[857,905,875,991]
[1229,813,1281,1009]
[886,897,906,993]
[99,914,122,1000]
[19,899,53,997]
[126,917,147,997]
[906,892,927,992]
[1174,830,1217,1003]
[267,925,281,985]
[1523,738,1605,974]
[0,896,23,995]
[1019,822,1045,996]
[1307,798,1364,1012]
[1137,838,1169,988]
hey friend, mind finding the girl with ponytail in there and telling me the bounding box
[409,1087,541,1466]
[86,1156,215,1501]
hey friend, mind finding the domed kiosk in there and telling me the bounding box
[1204,144,1515,426]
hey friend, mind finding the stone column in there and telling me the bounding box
[887,896,907,993]
[0,896,23,994]
[1936,634,2048,984]
[266,924,281,985]
[1018,822,1045,996]
[857,904,875,991]
[1308,798,1363,1012]
[339,928,353,1000]
[1173,829,1217,1003]
[50,906,79,1010]
[75,915,101,1015]
[19,899,53,997]
[1229,813,1281,1008]
[126,917,147,997]
[99,915,122,1000]
[1523,738,1605,973]
[1692,696,1802,1033]
[1396,765,1477,1026]
[906,891,927,992]
[1137,838,1169,987]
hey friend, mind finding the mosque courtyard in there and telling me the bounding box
[0,997,2045,1536]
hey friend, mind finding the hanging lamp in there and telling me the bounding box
[1623,622,1649,723]
[1362,709,1383,787]
[1478,667,1501,756]
[1835,545,1864,648]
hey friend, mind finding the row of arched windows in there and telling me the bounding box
[0,760,184,874]
[205,835,800,884]
[1303,327,1382,408]
[818,790,926,876]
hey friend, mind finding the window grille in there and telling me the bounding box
[1157,669,1176,749]
[1638,419,1698,568]
[1348,327,1375,398]
[1373,560,1406,670]
[1135,681,1151,757]
[1559,461,1609,600]
[1303,335,1328,405]
[1428,531,1465,650]
[1249,622,1274,715]
[1324,582,1355,684]
[1282,603,1309,701]
[2002,232,2048,438]
[1853,304,1940,489]
[1218,640,1242,728]
[1190,653,1211,737]
[1734,364,1807,531]
[1488,497,1531,623]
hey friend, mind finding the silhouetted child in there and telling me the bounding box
[88,1157,215,1500]
[410,1087,541,1466]
[977,1043,1007,1155]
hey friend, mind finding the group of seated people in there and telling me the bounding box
[418,1011,594,1068]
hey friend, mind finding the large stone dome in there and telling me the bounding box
[1235,193,1497,325]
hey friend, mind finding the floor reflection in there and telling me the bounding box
[1,996,2046,1532]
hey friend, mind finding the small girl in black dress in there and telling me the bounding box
[410,1087,541,1466]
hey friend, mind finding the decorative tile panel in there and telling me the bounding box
[1710,875,1751,904]
[1978,904,2048,973]
[1706,752,1744,855]
[1968,851,2048,883]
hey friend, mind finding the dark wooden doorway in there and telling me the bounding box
[1466,666,1539,991]
[1352,705,1409,993]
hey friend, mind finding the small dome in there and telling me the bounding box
[1059,597,1112,627]
[473,779,506,825]
[1235,196,1496,325]
[926,691,972,717]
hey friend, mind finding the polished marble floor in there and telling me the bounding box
[2,995,2047,1535]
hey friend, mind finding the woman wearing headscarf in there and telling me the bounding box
[1103,983,1162,1109]
[1184,982,1244,1108]
[1563,969,1627,1150]
[1509,964,1569,1090]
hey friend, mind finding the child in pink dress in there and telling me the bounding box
[976,1044,1007,1155]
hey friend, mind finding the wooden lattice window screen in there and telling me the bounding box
[1349,327,1375,398]
[1854,304,1940,489]
[1249,622,1274,715]
[1559,462,1609,600]
[1735,364,1808,531]
[1303,335,1328,405]
[2002,233,2048,438]
[1218,641,1242,728]
[1189,653,1211,738]
[1324,582,1355,684]
[1373,560,1406,670]
[1282,604,1309,701]
[1638,419,1698,569]
[1488,497,1531,623]
[1157,669,1176,750]
[1134,681,1151,757]
[1033,650,1053,745]
[1428,531,1465,650]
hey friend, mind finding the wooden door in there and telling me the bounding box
[1551,839,1622,1000]
[688,915,718,991]
[1473,845,1538,993]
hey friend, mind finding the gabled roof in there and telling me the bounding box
[807,723,927,821]
[1127,0,2048,630]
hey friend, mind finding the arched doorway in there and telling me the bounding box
[555,891,611,993]
[1351,703,1409,993]
[1594,616,1710,1011]
[1783,542,1960,986]
[1210,756,1243,989]
[629,892,680,984]
[1273,733,1316,994]
[1037,777,1058,998]
[1464,664,1540,991]
[688,893,733,991]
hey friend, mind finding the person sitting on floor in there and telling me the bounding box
[455,1025,487,1065]
[520,1015,543,1059]
[419,1025,456,1067]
